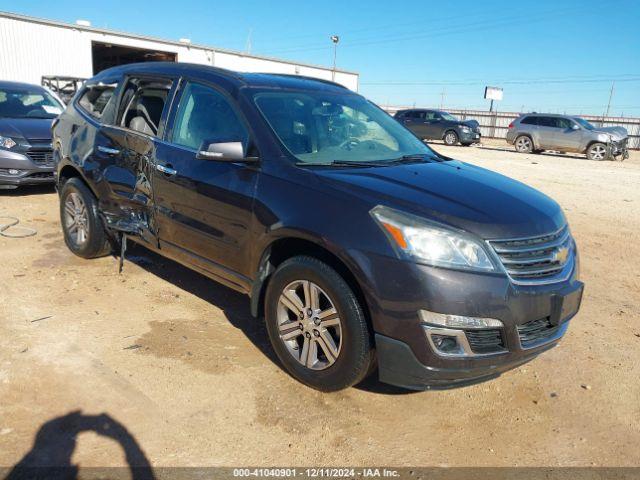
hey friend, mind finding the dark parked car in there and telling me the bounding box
[0,81,64,188]
[52,63,583,391]
[394,109,481,146]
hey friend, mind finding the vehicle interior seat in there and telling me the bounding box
[127,94,165,136]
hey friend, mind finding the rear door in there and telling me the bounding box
[535,116,557,149]
[152,79,259,289]
[96,75,176,246]
[399,110,426,137]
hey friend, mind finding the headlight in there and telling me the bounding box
[0,135,17,149]
[371,205,496,272]
[460,125,470,133]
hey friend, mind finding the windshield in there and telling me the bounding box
[440,112,458,122]
[573,117,595,130]
[0,87,64,119]
[254,91,437,164]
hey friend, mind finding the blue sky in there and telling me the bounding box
[4,0,640,115]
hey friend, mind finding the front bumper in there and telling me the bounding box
[459,129,481,144]
[355,251,582,390]
[0,144,55,186]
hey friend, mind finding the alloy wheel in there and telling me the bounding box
[64,192,89,247]
[276,280,342,370]
[589,144,606,160]
[515,136,532,152]
[445,132,457,145]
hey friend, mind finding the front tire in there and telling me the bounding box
[514,135,533,153]
[60,178,111,258]
[443,130,459,146]
[586,143,607,161]
[264,256,374,391]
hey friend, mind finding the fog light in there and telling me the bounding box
[431,334,462,354]
[419,310,503,329]
[0,168,23,176]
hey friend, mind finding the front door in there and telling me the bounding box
[423,111,443,139]
[153,80,259,289]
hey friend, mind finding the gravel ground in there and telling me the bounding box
[1,142,639,470]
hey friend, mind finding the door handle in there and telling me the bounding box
[156,163,177,176]
[97,145,120,155]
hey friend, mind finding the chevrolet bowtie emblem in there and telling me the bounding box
[554,246,569,264]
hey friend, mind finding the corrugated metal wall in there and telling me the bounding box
[0,14,359,91]
[385,106,640,149]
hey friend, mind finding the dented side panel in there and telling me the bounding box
[96,126,158,246]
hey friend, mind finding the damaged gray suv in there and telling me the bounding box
[506,113,628,160]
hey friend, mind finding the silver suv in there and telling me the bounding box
[506,113,628,161]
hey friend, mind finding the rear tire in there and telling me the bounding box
[264,256,374,391]
[586,142,607,161]
[514,135,533,153]
[443,130,459,146]
[60,178,111,258]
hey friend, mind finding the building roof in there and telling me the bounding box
[0,11,358,76]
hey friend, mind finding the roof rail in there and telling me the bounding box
[267,73,347,89]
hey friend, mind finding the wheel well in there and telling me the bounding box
[58,165,82,186]
[515,134,535,148]
[584,140,604,153]
[442,129,457,139]
[251,238,371,326]
[58,165,99,199]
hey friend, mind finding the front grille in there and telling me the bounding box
[27,148,54,166]
[517,317,560,348]
[465,328,505,354]
[488,225,573,283]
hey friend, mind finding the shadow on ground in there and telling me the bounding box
[4,411,155,480]
[125,244,416,395]
[0,184,56,197]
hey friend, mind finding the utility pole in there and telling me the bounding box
[331,35,340,81]
[605,81,615,117]
[439,88,446,109]
[245,28,253,55]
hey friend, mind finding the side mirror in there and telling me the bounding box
[571,124,580,130]
[196,139,259,163]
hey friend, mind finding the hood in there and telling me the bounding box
[315,160,565,239]
[461,119,480,129]
[592,126,627,141]
[0,118,54,142]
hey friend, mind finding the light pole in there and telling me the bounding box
[331,35,339,81]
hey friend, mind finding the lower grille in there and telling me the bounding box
[27,148,54,166]
[465,329,505,354]
[517,318,560,348]
[28,172,54,179]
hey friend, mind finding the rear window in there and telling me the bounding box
[78,84,117,121]
[520,116,538,125]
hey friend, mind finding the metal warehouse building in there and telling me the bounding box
[0,12,359,90]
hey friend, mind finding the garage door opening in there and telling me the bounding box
[92,42,176,74]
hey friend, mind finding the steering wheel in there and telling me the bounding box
[339,138,361,150]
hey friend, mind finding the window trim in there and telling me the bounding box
[113,73,178,139]
[164,76,253,153]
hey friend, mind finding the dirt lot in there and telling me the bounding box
[1,142,639,470]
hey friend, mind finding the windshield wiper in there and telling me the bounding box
[296,160,383,168]
[387,154,439,164]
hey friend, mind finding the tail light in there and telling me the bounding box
[508,122,514,129]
